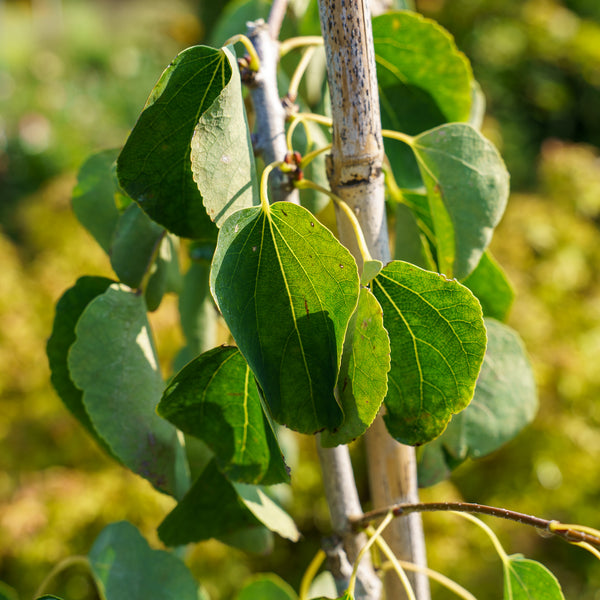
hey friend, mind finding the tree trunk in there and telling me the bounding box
[317,0,431,598]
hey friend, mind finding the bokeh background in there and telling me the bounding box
[1,0,599,598]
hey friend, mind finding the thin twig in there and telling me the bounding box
[267,0,288,40]
[351,501,600,549]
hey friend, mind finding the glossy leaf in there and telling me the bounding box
[68,284,187,497]
[88,521,199,600]
[71,149,123,253]
[372,261,486,445]
[462,251,514,321]
[321,288,390,447]
[191,47,259,227]
[504,556,565,600]
[373,11,472,189]
[110,203,165,288]
[236,574,297,600]
[46,276,114,452]
[158,346,275,484]
[210,202,360,434]
[418,319,537,485]
[117,45,227,239]
[411,123,509,279]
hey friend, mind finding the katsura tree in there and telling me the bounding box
[38,0,600,599]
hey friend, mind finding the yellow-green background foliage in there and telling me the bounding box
[1,0,599,598]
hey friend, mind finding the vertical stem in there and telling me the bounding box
[246,20,300,205]
[317,0,430,598]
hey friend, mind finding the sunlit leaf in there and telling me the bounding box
[71,149,123,253]
[68,284,187,497]
[411,123,509,279]
[210,202,359,434]
[234,483,300,542]
[46,276,115,453]
[88,521,199,600]
[157,459,299,546]
[236,574,298,600]
[372,261,486,445]
[373,10,472,189]
[418,319,538,486]
[321,288,390,447]
[158,345,281,484]
[117,45,227,239]
[191,47,259,227]
[504,556,565,600]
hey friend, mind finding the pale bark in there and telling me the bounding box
[246,19,300,205]
[317,0,431,598]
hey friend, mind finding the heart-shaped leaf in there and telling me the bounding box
[236,574,298,600]
[411,123,509,279]
[191,47,259,227]
[71,149,124,253]
[117,45,227,239]
[210,202,360,434]
[373,10,472,189]
[46,276,115,453]
[321,288,390,447]
[110,203,165,288]
[504,555,565,600]
[158,345,288,484]
[68,284,188,497]
[158,460,299,546]
[88,521,199,600]
[418,319,537,486]
[372,260,486,445]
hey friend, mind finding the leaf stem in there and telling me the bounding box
[348,512,394,597]
[287,45,317,103]
[294,178,373,263]
[352,501,600,550]
[222,34,261,71]
[365,520,416,600]
[381,128,414,145]
[384,556,479,600]
[299,549,326,600]
[452,511,509,563]
[279,35,324,57]
[260,162,285,210]
[33,555,100,600]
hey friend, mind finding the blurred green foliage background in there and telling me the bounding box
[1,0,599,598]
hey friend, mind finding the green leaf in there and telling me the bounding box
[68,284,188,497]
[158,459,263,546]
[88,521,199,600]
[418,319,537,486]
[321,288,390,447]
[411,123,510,279]
[178,257,216,361]
[158,345,273,484]
[218,526,274,555]
[191,47,259,227]
[233,483,300,542]
[71,149,124,253]
[504,556,565,600]
[110,203,165,288]
[372,261,486,445]
[47,276,115,453]
[373,11,472,189]
[236,574,298,600]
[144,234,181,312]
[117,45,228,239]
[462,252,514,321]
[210,202,360,434]
[0,582,19,600]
